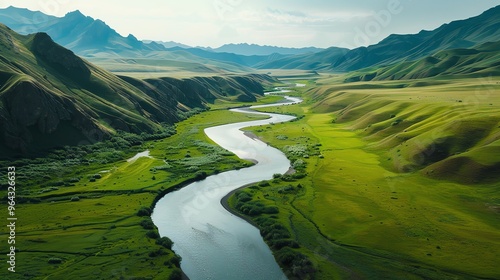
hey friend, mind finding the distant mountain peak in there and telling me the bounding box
[211,43,324,56]
[65,10,86,18]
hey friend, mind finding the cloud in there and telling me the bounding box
[2,0,498,48]
[264,8,372,24]
[222,6,372,29]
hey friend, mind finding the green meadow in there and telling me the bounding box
[2,73,499,279]
[1,109,267,280]
[231,76,500,279]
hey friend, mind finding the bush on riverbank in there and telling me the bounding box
[231,189,316,279]
[234,190,280,216]
[275,248,316,280]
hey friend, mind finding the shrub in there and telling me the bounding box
[262,206,279,214]
[258,181,270,187]
[237,192,252,202]
[146,230,160,239]
[293,159,305,168]
[137,206,151,217]
[292,172,307,179]
[194,171,208,180]
[149,248,167,257]
[140,219,155,230]
[270,239,299,250]
[169,269,183,280]
[48,257,63,264]
[278,185,296,194]
[276,248,316,279]
[169,254,182,268]
[156,237,174,250]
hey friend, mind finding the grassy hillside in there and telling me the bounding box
[309,76,500,183]
[230,77,500,279]
[344,41,500,81]
[0,25,276,156]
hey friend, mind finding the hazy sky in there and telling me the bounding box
[1,1,499,48]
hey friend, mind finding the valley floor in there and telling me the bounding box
[229,77,500,279]
[0,109,268,280]
[2,77,499,280]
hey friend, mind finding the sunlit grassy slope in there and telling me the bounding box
[238,77,499,279]
[344,41,500,82]
[1,109,267,280]
[311,76,500,183]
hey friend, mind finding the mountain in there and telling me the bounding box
[0,25,275,155]
[0,7,294,72]
[0,6,58,34]
[144,40,192,49]
[256,46,349,69]
[0,7,166,56]
[344,40,500,82]
[208,43,323,56]
[258,5,500,72]
[164,46,288,68]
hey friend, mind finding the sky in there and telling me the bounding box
[1,0,499,48]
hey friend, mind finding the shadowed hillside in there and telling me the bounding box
[0,25,276,156]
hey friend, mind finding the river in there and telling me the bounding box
[152,91,301,280]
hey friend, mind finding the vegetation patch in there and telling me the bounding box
[0,109,267,279]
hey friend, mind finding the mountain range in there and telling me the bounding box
[0,6,321,71]
[1,5,499,73]
[205,43,323,56]
[1,5,500,156]
[259,5,500,72]
[0,24,275,155]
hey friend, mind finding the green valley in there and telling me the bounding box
[0,108,268,280]
[229,76,500,279]
[0,3,499,280]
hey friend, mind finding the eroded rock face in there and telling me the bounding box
[4,80,70,132]
[0,79,104,152]
[30,32,91,79]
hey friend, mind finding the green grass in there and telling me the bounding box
[0,109,268,280]
[230,78,500,279]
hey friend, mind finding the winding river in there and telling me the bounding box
[152,90,301,280]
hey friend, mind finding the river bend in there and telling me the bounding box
[152,94,301,280]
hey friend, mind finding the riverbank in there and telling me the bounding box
[151,95,302,280]
[220,183,261,228]
[2,109,269,280]
[238,78,500,279]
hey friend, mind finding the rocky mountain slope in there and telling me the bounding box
[0,25,274,155]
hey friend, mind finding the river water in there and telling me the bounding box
[152,93,301,280]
